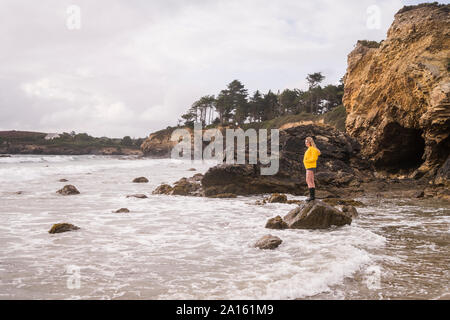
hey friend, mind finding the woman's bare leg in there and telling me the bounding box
[310,171,315,188]
[306,170,315,188]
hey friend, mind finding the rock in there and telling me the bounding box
[172,177,202,196]
[140,127,181,157]
[304,190,336,199]
[114,208,130,213]
[207,193,237,198]
[15,191,24,195]
[341,205,358,218]
[59,178,69,182]
[283,200,352,229]
[188,168,197,171]
[153,175,204,196]
[201,124,365,197]
[49,223,80,234]
[343,3,450,179]
[152,184,173,195]
[132,177,149,183]
[286,199,302,205]
[56,185,80,195]
[322,198,364,207]
[0,154,11,157]
[254,234,283,250]
[126,194,148,199]
[254,199,267,205]
[265,215,288,230]
[267,193,288,203]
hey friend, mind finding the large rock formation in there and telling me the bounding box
[343,3,449,177]
[201,124,369,196]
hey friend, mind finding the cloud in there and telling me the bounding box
[0,0,423,137]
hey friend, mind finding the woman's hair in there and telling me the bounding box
[306,136,320,153]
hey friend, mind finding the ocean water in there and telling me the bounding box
[0,155,448,300]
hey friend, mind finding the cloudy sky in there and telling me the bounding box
[0,0,426,138]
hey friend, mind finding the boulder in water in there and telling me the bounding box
[153,175,204,196]
[267,193,287,203]
[283,200,352,229]
[114,208,130,213]
[265,215,288,230]
[341,205,358,218]
[57,185,80,195]
[49,223,80,234]
[152,184,173,195]
[254,234,283,250]
[59,178,69,182]
[133,177,149,183]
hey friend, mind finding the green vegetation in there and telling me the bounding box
[0,130,144,149]
[322,105,347,132]
[357,40,381,48]
[179,72,344,129]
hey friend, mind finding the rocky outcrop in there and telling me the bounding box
[283,200,352,229]
[49,223,80,234]
[201,124,368,196]
[133,177,149,183]
[343,3,450,178]
[141,127,179,157]
[254,234,283,250]
[56,185,80,195]
[152,174,204,196]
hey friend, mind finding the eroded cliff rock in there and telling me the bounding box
[343,3,449,178]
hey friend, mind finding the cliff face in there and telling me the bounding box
[140,127,179,157]
[343,3,449,177]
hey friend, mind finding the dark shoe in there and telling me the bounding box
[306,188,314,202]
[311,188,315,201]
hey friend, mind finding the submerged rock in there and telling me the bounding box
[283,200,352,229]
[126,194,148,199]
[58,178,68,182]
[114,208,130,213]
[207,193,237,198]
[56,185,80,195]
[133,177,149,183]
[254,234,283,250]
[265,215,288,230]
[188,168,197,171]
[322,198,364,207]
[49,223,80,234]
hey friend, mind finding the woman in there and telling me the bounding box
[303,136,321,202]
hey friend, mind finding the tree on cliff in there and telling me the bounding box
[178,72,344,126]
[226,80,249,125]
